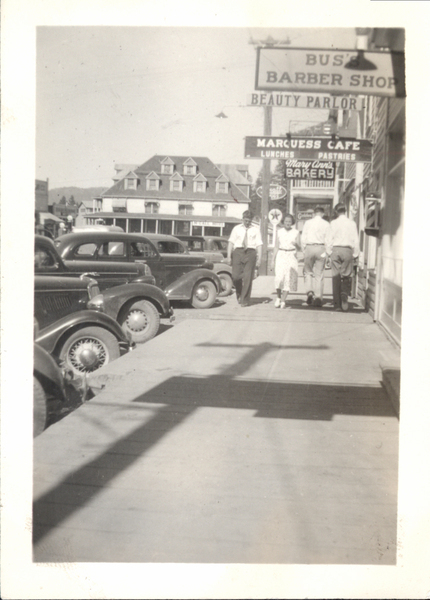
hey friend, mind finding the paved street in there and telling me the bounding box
[33,275,400,564]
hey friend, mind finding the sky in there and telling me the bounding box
[36,27,358,189]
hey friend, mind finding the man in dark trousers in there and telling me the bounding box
[327,203,360,311]
[301,205,330,307]
[227,210,263,307]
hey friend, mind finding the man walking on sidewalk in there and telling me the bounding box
[301,205,330,307]
[327,203,360,312]
[227,210,262,307]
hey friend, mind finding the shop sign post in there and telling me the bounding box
[245,135,372,163]
[285,160,335,181]
[255,47,405,98]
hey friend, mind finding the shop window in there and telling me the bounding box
[174,221,191,235]
[159,220,173,235]
[143,220,156,233]
[129,219,142,233]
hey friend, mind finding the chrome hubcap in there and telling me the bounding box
[126,309,148,333]
[68,338,107,373]
[195,285,210,301]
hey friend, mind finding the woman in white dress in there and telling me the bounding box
[272,214,300,308]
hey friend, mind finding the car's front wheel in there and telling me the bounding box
[191,280,217,309]
[59,326,120,377]
[119,299,160,343]
[33,377,47,437]
[217,272,233,297]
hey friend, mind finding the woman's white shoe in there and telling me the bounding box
[274,298,281,308]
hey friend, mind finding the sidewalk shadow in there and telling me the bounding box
[34,341,396,554]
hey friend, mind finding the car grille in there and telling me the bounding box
[35,294,73,314]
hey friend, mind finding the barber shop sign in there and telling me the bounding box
[285,159,335,181]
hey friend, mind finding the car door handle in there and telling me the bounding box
[80,272,100,278]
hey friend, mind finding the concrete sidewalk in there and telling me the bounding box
[33,276,400,564]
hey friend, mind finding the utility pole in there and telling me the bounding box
[260,104,272,274]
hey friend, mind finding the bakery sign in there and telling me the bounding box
[285,160,335,181]
[255,47,405,98]
[245,136,372,162]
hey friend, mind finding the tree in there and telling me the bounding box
[59,195,67,204]
[67,195,76,206]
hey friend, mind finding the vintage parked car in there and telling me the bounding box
[36,236,174,343]
[36,234,155,291]
[33,343,69,436]
[176,235,229,258]
[144,233,234,297]
[33,341,85,436]
[55,232,222,309]
[34,273,134,378]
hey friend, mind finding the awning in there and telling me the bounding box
[38,212,65,223]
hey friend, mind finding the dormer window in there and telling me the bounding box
[215,173,229,194]
[146,171,160,191]
[124,172,138,190]
[183,157,197,176]
[170,172,184,192]
[193,173,207,193]
[161,157,175,175]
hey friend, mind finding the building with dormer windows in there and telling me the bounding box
[88,156,251,237]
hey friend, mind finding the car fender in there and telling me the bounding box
[164,269,222,300]
[34,344,67,398]
[35,310,132,355]
[213,262,233,276]
[98,282,172,318]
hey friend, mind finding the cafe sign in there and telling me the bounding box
[255,47,405,98]
[245,135,372,163]
[285,160,335,181]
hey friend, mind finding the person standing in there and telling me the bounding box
[272,213,300,309]
[227,210,263,307]
[327,203,360,312]
[301,205,330,307]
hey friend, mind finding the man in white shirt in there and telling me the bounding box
[301,205,330,307]
[327,203,360,311]
[227,210,263,307]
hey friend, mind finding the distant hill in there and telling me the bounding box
[49,187,107,206]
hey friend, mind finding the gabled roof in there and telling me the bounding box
[170,171,184,181]
[101,155,251,203]
[146,171,160,180]
[193,173,207,182]
[183,157,197,166]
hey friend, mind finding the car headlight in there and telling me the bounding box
[87,293,105,311]
[88,281,101,299]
